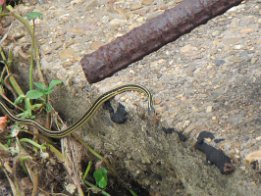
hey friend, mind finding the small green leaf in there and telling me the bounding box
[14,95,26,105]
[31,103,43,111]
[43,88,53,95]
[34,82,47,90]
[0,6,2,14]
[25,11,43,21]
[48,79,62,91]
[26,90,44,99]
[93,167,108,189]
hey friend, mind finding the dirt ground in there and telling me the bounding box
[1,0,261,195]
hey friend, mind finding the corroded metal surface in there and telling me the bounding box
[80,0,243,83]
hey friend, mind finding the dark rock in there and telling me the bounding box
[104,101,128,124]
[195,141,235,174]
[162,127,187,141]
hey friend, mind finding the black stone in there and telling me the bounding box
[195,141,234,174]
[104,101,128,124]
[162,127,187,141]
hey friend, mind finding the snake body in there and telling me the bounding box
[0,84,154,138]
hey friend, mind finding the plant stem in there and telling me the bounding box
[0,47,23,95]
[0,13,9,17]
[29,53,34,90]
[6,5,45,84]
[29,20,37,89]
[84,181,110,196]
[0,46,32,116]
[6,6,33,36]
[82,161,92,181]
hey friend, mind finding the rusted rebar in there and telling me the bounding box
[81,0,243,83]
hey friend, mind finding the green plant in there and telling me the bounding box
[1,6,45,118]
[14,80,62,117]
[6,6,45,89]
[93,167,108,189]
[25,11,43,90]
[26,80,62,100]
[25,11,43,21]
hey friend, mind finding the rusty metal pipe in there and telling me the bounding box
[81,0,243,83]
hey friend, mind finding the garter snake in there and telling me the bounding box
[0,84,154,138]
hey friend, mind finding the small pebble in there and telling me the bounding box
[234,45,243,50]
[215,59,225,66]
[65,183,76,194]
[182,120,190,128]
[142,0,154,5]
[206,106,213,113]
[256,136,261,141]
[110,18,127,26]
[212,116,217,120]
